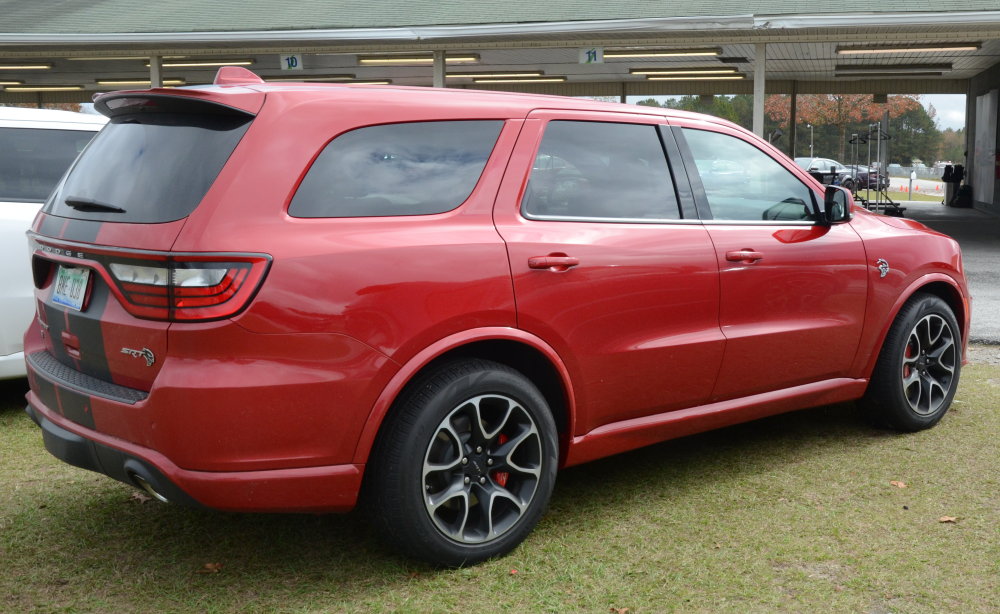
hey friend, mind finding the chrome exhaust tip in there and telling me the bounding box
[129,472,169,503]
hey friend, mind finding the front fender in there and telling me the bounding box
[853,272,970,379]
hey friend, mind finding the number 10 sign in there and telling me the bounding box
[280,54,303,70]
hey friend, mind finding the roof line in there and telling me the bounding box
[0,16,753,44]
[754,10,1000,29]
[1,11,999,45]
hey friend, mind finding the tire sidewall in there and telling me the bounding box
[876,294,962,430]
[378,362,558,566]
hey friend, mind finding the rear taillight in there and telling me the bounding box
[30,235,271,322]
[107,256,270,321]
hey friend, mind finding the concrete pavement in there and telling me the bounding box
[896,202,1000,345]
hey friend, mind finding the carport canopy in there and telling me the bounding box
[1,1,1000,141]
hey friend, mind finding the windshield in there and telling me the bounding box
[44,98,252,223]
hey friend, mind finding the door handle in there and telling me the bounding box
[725,250,764,263]
[528,255,579,272]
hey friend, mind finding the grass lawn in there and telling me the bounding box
[2,348,998,613]
[856,189,944,203]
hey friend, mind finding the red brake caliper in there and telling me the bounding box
[903,342,914,378]
[494,434,510,488]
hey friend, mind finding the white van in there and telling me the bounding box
[0,107,107,379]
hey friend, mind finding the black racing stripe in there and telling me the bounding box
[54,383,96,430]
[64,279,113,383]
[27,351,97,430]
[36,213,65,237]
[42,301,74,367]
[59,218,102,243]
[29,368,60,416]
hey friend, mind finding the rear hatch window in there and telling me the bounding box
[0,127,98,202]
[43,96,253,224]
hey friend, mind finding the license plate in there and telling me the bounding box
[52,265,91,311]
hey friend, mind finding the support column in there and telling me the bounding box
[789,81,798,157]
[432,50,445,88]
[753,43,767,138]
[149,55,162,88]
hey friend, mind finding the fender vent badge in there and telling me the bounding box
[876,258,890,278]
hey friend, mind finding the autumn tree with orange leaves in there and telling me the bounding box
[765,94,922,161]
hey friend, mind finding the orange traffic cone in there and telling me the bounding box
[936,184,941,191]
[915,185,920,192]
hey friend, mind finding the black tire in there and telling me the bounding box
[368,359,558,567]
[863,293,962,431]
[842,178,856,193]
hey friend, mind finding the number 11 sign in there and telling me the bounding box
[579,47,604,64]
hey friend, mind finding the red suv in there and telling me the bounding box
[24,68,969,566]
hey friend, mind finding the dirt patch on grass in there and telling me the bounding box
[967,344,1000,366]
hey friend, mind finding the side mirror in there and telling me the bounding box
[821,185,852,224]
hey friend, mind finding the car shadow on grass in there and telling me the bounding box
[0,377,29,413]
[12,401,893,588]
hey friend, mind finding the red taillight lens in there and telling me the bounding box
[107,256,269,321]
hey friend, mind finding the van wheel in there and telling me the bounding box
[863,293,962,431]
[369,359,558,567]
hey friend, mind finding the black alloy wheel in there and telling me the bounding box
[368,359,558,567]
[863,293,962,431]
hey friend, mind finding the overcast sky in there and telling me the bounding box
[921,94,965,131]
[627,93,967,132]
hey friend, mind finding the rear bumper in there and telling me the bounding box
[25,399,364,513]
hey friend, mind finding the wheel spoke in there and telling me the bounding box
[425,478,471,541]
[927,338,955,371]
[485,483,529,537]
[493,423,542,478]
[423,422,464,475]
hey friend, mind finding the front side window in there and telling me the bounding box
[289,120,503,218]
[522,120,680,221]
[0,128,98,202]
[683,128,816,222]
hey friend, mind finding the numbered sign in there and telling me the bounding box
[280,54,304,71]
[579,47,604,64]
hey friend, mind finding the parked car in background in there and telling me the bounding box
[0,107,106,379]
[24,70,968,566]
[794,157,889,192]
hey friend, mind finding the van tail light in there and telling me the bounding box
[106,255,270,321]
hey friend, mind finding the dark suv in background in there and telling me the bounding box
[795,157,890,192]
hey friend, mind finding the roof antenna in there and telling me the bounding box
[214,66,264,86]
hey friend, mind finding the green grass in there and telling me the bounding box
[2,351,999,613]
[857,189,944,203]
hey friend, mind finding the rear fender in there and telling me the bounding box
[351,327,575,465]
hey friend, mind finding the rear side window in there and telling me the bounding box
[522,121,680,221]
[44,97,252,223]
[289,120,503,218]
[0,127,97,202]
